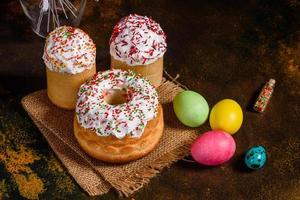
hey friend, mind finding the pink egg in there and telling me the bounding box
[191,130,236,166]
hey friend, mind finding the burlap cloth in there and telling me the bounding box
[21,79,198,197]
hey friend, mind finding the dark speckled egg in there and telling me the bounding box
[244,146,266,170]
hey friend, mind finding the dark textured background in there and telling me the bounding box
[0,0,300,199]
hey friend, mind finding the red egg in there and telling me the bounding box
[191,130,236,166]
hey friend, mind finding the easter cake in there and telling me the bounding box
[110,14,167,87]
[74,69,164,163]
[43,26,96,109]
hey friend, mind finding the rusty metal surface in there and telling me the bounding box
[0,0,299,199]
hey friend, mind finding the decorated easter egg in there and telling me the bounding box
[244,146,266,170]
[209,99,243,134]
[191,130,236,166]
[173,90,209,127]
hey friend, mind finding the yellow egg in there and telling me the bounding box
[209,99,243,134]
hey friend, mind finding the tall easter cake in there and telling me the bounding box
[110,14,167,87]
[43,26,96,109]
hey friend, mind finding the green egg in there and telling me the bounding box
[173,90,209,127]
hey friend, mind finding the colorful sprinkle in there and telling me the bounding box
[254,79,275,113]
[109,14,167,66]
[43,26,96,74]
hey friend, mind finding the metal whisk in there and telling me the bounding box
[20,0,87,37]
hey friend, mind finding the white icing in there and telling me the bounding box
[76,69,159,139]
[43,26,96,74]
[109,14,167,66]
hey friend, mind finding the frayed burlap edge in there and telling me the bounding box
[111,137,195,197]
[27,113,111,196]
